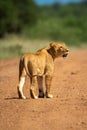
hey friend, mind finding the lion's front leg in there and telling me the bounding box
[45,75,53,98]
[30,77,38,99]
[37,76,44,98]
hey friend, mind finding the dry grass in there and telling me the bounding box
[0,35,51,59]
[0,34,87,59]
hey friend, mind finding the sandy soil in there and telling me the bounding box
[0,49,87,130]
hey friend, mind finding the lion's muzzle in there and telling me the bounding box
[62,50,69,58]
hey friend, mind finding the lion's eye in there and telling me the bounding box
[66,49,69,52]
[60,46,63,49]
[59,46,64,51]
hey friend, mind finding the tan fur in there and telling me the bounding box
[17,42,69,99]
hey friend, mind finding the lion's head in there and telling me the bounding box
[49,42,69,59]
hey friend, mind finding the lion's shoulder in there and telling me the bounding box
[36,47,49,55]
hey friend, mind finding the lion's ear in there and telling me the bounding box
[50,42,56,47]
[60,42,65,46]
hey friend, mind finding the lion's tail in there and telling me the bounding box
[19,56,24,80]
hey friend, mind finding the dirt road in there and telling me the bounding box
[0,50,87,130]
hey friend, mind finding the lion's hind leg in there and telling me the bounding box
[30,77,38,99]
[17,77,26,99]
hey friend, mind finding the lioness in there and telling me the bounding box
[17,42,69,99]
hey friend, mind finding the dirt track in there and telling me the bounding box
[0,50,87,130]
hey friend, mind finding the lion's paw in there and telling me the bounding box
[46,94,53,98]
[22,96,26,99]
